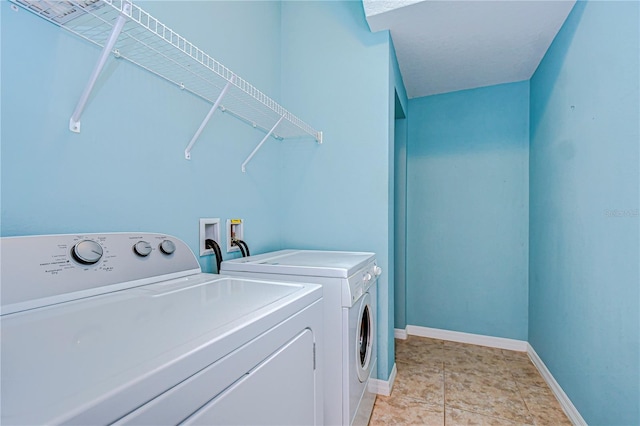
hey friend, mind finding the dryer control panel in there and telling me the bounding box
[0,233,201,314]
[343,260,381,307]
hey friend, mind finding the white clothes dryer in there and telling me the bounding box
[221,250,381,426]
[0,234,323,426]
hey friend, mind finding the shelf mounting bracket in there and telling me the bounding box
[69,2,131,133]
[241,116,284,173]
[184,77,235,160]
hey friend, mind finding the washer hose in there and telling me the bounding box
[205,239,222,273]
[232,239,250,257]
[237,239,250,257]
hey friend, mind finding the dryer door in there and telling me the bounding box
[354,292,374,383]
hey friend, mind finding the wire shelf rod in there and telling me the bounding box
[241,116,284,173]
[185,77,235,160]
[68,1,130,132]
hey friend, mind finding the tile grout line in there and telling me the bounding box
[507,352,538,426]
[448,338,535,425]
[515,380,538,426]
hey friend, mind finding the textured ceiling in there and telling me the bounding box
[364,0,576,98]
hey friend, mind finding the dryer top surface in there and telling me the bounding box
[1,274,320,425]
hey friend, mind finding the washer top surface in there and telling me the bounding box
[221,250,376,278]
[1,274,320,425]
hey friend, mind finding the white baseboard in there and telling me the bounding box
[527,344,587,426]
[394,328,408,340]
[406,325,528,352]
[368,363,397,396]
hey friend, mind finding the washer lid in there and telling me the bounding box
[1,274,321,425]
[221,250,376,278]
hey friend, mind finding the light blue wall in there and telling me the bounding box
[392,37,409,332]
[406,81,530,340]
[391,45,408,116]
[529,1,639,424]
[1,1,285,271]
[386,41,407,374]
[394,110,407,330]
[278,1,395,379]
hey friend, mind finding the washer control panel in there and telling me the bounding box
[1,233,201,314]
[344,260,381,307]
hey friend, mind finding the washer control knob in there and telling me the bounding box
[133,241,152,257]
[72,240,103,265]
[373,266,382,276]
[159,239,176,255]
[363,272,372,282]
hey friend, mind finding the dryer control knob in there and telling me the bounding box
[373,266,382,276]
[159,239,176,255]
[72,240,103,265]
[133,241,152,257]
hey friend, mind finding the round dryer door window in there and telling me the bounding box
[355,292,373,383]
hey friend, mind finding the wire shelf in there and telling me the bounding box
[12,0,322,162]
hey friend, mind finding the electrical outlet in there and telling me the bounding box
[226,218,244,253]
[199,218,221,256]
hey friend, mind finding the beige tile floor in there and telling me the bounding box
[369,336,572,425]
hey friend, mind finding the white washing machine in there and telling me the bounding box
[0,233,323,425]
[221,250,381,426]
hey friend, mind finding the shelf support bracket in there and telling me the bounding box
[184,78,235,160]
[241,116,284,173]
[69,2,131,133]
